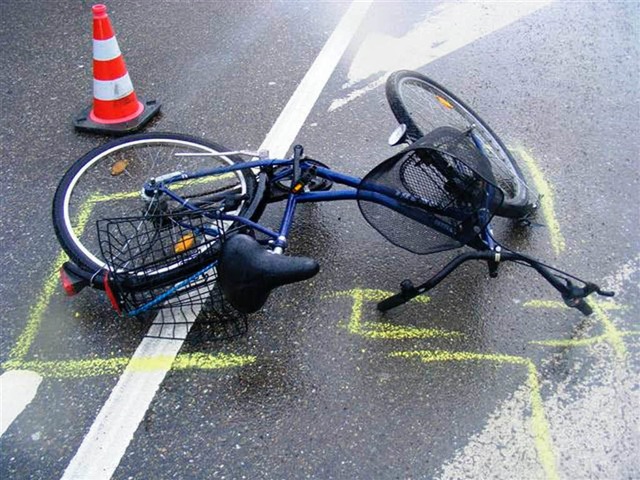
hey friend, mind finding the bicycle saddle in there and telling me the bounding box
[217,234,320,313]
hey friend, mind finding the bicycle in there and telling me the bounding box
[52,70,614,338]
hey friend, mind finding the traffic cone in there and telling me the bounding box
[74,4,160,135]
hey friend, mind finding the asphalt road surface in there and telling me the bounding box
[1,1,638,479]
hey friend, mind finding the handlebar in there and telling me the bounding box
[377,250,614,314]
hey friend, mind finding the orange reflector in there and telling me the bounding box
[436,96,454,109]
[292,183,303,193]
[175,232,195,253]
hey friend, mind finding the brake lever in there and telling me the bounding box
[580,282,615,298]
[565,280,615,300]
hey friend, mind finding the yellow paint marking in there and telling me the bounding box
[511,146,565,255]
[72,196,100,233]
[524,299,624,312]
[171,352,255,371]
[4,353,255,379]
[391,350,526,365]
[9,192,103,363]
[8,250,69,363]
[525,299,568,310]
[524,361,558,480]
[325,289,462,340]
[530,336,605,348]
[525,297,629,359]
[8,171,238,364]
[392,350,559,480]
[361,322,462,340]
[589,298,627,359]
[89,190,141,203]
[6,172,254,373]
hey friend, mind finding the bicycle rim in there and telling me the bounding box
[388,72,530,209]
[54,134,256,275]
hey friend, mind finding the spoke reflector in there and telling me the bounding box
[174,232,196,253]
[436,95,454,109]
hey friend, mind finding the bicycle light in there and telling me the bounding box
[59,263,89,296]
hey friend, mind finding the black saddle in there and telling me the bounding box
[217,234,320,313]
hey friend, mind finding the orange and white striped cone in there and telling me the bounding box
[74,4,160,135]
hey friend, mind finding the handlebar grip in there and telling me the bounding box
[377,293,409,312]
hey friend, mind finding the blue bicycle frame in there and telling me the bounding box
[147,157,489,254]
[65,144,611,319]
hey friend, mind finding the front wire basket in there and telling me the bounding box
[97,209,247,340]
[358,126,505,254]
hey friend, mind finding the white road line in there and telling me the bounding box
[61,333,185,480]
[261,0,372,158]
[329,0,552,112]
[0,370,42,437]
[60,2,372,479]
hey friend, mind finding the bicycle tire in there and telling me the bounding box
[52,132,261,281]
[386,70,536,218]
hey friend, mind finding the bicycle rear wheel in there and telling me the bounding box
[386,70,537,218]
[52,132,261,280]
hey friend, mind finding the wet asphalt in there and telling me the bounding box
[1,1,639,479]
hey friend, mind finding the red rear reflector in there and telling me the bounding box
[103,274,122,315]
[60,267,78,296]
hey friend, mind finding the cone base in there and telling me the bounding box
[74,98,161,136]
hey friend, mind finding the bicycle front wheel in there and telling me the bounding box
[52,132,261,278]
[386,70,537,218]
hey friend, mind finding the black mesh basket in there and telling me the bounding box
[358,126,504,254]
[97,209,247,340]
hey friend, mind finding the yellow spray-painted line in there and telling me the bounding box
[525,298,629,359]
[511,146,566,256]
[9,190,104,364]
[72,196,98,234]
[588,298,628,359]
[3,353,255,379]
[325,289,463,340]
[391,350,559,480]
[524,299,625,312]
[8,192,102,363]
[8,250,69,364]
[6,171,239,370]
